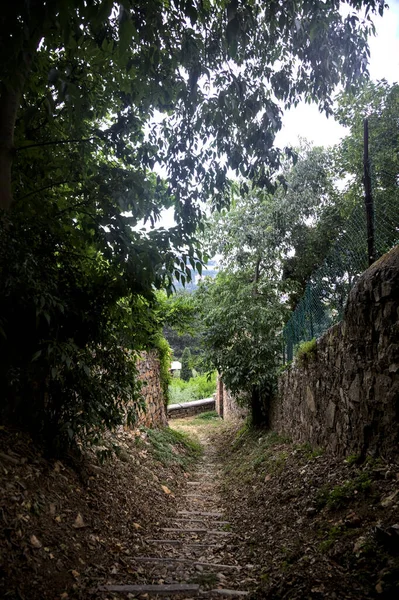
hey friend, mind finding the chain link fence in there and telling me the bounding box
[283,164,399,362]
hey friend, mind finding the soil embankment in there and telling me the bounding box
[0,424,200,599]
[1,414,399,599]
[213,419,399,599]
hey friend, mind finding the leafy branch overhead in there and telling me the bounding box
[1,0,384,212]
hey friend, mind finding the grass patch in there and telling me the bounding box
[316,472,372,510]
[252,448,289,474]
[223,425,292,481]
[345,454,360,465]
[318,524,358,553]
[144,426,202,468]
[191,411,220,423]
[232,424,289,452]
[231,418,252,448]
[298,442,325,460]
[191,573,219,587]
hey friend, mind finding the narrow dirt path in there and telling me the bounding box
[98,417,253,599]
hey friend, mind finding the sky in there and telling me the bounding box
[275,0,399,149]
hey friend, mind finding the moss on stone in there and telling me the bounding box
[295,338,317,366]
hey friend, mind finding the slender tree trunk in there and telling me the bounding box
[0,82,22,211]
[363,118,376,266]
[0,13,42,212]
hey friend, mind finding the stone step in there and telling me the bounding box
[178,511,224,518]
[98,584,250,597]
[185,497,216,502]
[187,482,215,487]
[161,528,231,535]
[145,539,219,547]
[133,557,240,570]
[208,590,250,597]
[185,493,210,497]
[172,518,230,525]
[98,583,200,595]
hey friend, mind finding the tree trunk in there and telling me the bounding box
[0,82,22,211]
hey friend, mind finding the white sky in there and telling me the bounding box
[275,0,399,149]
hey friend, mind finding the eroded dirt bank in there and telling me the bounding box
[210,418,399,600]
[0,424,201,599]
[1,414,399,599]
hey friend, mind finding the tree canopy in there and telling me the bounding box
[196,145,342,423]
[335,80,399,255]
[1,0,385,212]
[0,0,388,450]
[180,348,193,382]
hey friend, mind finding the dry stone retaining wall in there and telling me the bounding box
[168,398,216,419]
[270,245,399,458]
[136,350,168,428]
[215,377,247,420]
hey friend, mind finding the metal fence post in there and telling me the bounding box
[363,118,376,266]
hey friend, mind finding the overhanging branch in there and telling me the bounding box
[16,137,97,152]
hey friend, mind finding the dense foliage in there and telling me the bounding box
[0,1,386,449]
[180,348,193,382]
[335,80,399,255]
[198,272,288,423]
[163,325,203,362]
[196,91,399,422]
[0,206,166,451]
[0,0,384,211]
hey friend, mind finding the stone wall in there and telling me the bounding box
[136,350,168,428]
[216,377,247,420]
[168,398,216,419]
[270,245,399,458]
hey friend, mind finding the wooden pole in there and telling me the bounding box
[363,118,376,266]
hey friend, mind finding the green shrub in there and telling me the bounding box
[0,212,175,456]
[316,472,372,509]
[295,338,317,366]
[168,372,217,404]
[145,426,202,467]
[193,410,219,421]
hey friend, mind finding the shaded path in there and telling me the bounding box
[98,419,253,598]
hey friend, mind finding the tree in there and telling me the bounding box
[271,144,349,308]
[180,348,193,382]
[0,208,159,451]
[0,1,385,213]
[197,270,288,424]
[0,0,387,449]
[207,144,347,306]
[198,143,353,422]
[198,186,290,423]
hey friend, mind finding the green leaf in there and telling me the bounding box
[119,16,136,59]
[32,350,42,362]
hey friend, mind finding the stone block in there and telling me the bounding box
[306,386,316,412]
[326,401,336,429]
